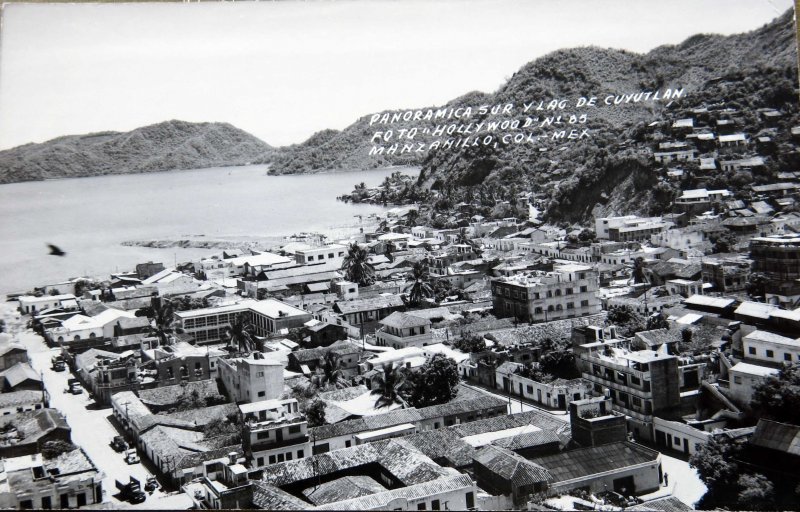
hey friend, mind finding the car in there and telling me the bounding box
[70,385,83,395]
[125,449,140,465]
[110,436,127,452]
[129,490,147,504]
[52,360,66,372]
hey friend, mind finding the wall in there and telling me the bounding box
[653,417,711,456]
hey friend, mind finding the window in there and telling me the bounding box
[256,371,264,377]
[345,440,351,448]
[257,457,264,466]
[748,346,756,355]
[289,425,301,434]
[674,436,681,446]
[268,455,276,464]
[733,376,742,384]
[567,302,574,309]
[277,454,285,462]
[41,497,52,510]
[286,452,293,461]
[580,285,588,293]
[418,503,427,510]
[257,432,270,440]
[785,353,792,362]
[20,500,33,510]
[328,253,334,258]
[432,499,441,510]
[581,300,589,307]
[466,492,475,509]
[257,391,266,398]
[566,288,573,295]
[297,449,304,458]
[526,385,533,394]
[766,349,774,358]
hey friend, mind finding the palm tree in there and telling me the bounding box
[404,260,434,306]
[371,364,408,409]
[341,242,376,286]
[404,209,419,228]
[315,351,343,389]
[630,257,650,285]
[150,297,175,347]
[384,240,396,264]
[225,313,257,353]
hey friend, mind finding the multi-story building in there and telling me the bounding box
[701,256,751,293]
[174,299,312,344]
[750,234,800,300]
[294,244,346,266]
[218,352,284,404]
[576,339,680,441]
[239,399,309,468]
[375,312,433,349]
[728,362,780,406]
[0,451,103,509]
[595,215,665,241]
[491,264,601,323]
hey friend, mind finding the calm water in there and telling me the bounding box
[0,165,416,296]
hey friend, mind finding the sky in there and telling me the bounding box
[0,0,793,150]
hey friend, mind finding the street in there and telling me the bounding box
[2,303,190,510]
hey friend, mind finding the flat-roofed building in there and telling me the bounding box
[375,312,432,349]
[742,330,800,368]
[491,264,600,323]
[239,399,309,468]
[729,362,780,406]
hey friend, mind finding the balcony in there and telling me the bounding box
[250,434,309,452]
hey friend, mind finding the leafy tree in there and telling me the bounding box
[710,231,738,254]
[223,313,257,353]
[306,399,327,427]
[690,435,741,496]
[341,242,376,286]
[607,305,646,337]
[630,257,650,285]
[751,362,800,424]
[41,440,77,459]
[452,332,486,353]
[404,260,434,306]
[371,364,408,409]
[517,362,554,383]
[539,349,580,379]
[746,272,770,299]
[737,473,775,511]
[174,389,206,411]
[406,354,459,408]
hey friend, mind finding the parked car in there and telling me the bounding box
[125,449,140,465]
[110,436,128,452]
[67,378,83,395]
[51,356,66,372]
[116,476,146,504]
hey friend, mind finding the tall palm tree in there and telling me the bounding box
[315,351,343,389]
[630,257,650,285]
[341,242,376,286]
[225,313,257,353]
[150,297,175,347]
[404,260,434,306]
[371,364,408,409]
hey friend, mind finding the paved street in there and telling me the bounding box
[2,303,183,510]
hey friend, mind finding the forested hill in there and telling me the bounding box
[0,120,275,184]
[267,9,797,180]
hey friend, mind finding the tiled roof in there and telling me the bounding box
[400,429,475,468]
[530,441,659,484]
[416,396,506,420]
[290,341,361,363]
[487,313,608,348]
[251,482,309,510]
[450,410,567,437]
[15,409,69,443]
[261,439,449,487]
[0,362,41,388]
[627,496,693,512]
[138,379,220,407]
[473,444,553,485]
[334,295,405,315]
[635,329,681,347]
[379,311,430,329]
[0,343,26,358]
[318,385,369,402]
[750,419,800,456]
[314,473,475,510]
[491,430,561,451]
[302,475,386,505]
[159,403,237,428]
[0,390,42,409]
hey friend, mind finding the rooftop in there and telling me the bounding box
[531,441,659,484]
[473,444,552,485]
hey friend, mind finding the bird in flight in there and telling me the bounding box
[47,244,66,257]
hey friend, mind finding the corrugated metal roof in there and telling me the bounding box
[751,419,800,456]
[530,441,658,483]
[473,444,552,486]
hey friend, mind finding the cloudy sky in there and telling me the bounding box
[0,0,793,150]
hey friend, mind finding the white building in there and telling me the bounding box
[239,399,310,468]
[375,312,433,349]
[217,352,284,403]
[294,244,347,266]
[17,294,77,315]
[729,362,780,406]
[742,330,800,367]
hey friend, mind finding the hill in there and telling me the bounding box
[0,120,274,184]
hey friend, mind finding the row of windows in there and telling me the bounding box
[747,345,797,361]
[533,300,590,314]
[258,448,304,466]
[184,312,238,329]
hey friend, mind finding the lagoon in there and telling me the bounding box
[0,165,416,296]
